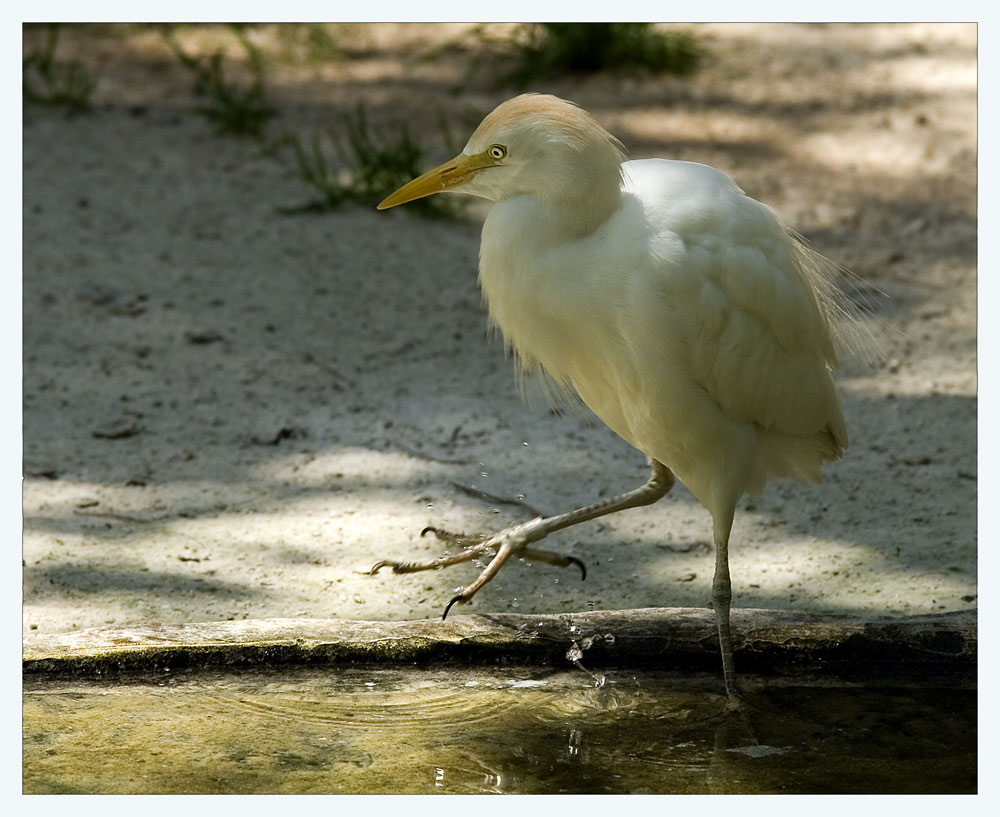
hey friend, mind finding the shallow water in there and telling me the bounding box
[23,666,975,794]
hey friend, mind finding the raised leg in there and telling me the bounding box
[366,460,675,618]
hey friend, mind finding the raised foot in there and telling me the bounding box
[366,517,587,618]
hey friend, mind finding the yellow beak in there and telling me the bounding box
[377,152,496,210]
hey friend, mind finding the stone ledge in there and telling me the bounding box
[23,608,976,677]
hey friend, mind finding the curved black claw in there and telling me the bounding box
[422,525,466,542]
[566,556,587,581]
[442,594,466,620]
[422,526,478,545]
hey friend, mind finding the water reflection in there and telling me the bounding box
[23,666,975,794]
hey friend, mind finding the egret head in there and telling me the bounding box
[377,94,626,212]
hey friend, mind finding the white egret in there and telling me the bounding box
[370,93,866,698]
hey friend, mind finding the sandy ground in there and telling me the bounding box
[22,23,977,639]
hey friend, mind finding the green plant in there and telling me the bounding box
[508,23,703,86]
[163,24,277,138]
[23,24,97,112]
[275,23,342,64]
[282,105,462,218]
[283,132,352,211]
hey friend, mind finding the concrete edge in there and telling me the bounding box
[22,607,977,676]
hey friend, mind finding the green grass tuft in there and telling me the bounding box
[274,23,342,64]
[509,23,703,86]
[23,24,98,113]
[163,24,277,139]
[281,105,463,218]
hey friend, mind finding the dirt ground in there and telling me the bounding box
[21,23,977,639]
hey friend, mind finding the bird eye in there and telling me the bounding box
[488,144,507,160]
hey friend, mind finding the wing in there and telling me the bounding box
[623,159,849,449]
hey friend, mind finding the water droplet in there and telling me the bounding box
[604,632,616,645]
[566,642,583,662]
[568,729,583,755]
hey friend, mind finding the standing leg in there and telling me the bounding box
[711,509,739,701]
